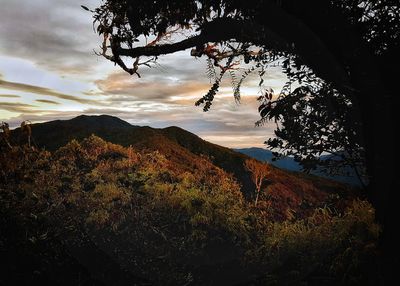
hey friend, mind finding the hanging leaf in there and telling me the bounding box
[81,5,90,12]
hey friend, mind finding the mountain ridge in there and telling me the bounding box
[8,114,355,220]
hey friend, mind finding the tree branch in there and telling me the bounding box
[117,18,287,58]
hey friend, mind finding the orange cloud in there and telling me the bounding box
[95,72,211,102]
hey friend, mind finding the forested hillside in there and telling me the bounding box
[1,120,381,285]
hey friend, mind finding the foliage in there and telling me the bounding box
[248,200,381,285]
[0,136,381,285]
[257,67,367,184]
[333,0,400,55]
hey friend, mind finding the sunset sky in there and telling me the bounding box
[0,0,288,148]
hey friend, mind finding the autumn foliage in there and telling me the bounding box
[0,135,382,285]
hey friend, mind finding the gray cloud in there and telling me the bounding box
[139,51,211,83]
[0,78,96,104]
[0,0,102,75]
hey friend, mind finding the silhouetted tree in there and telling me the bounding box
[87,1,398,239]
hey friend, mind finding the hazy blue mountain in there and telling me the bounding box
[235,147,363,187]
[234,148,300,171]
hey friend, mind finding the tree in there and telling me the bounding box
[244,159,270,206]
[87,0,398,248]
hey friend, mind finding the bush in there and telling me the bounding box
[0,136,381,285]
[247,200,381,285]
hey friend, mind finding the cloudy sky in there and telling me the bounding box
[0,0,288,148]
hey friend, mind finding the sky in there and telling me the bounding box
[0,0,288,148]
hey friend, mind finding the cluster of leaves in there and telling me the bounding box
[333,0,400,55]
[198,49,284,111]
[0,135,381,284]
[196,56,236,111]
[257,60,366,183]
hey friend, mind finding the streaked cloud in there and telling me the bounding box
[0,94,20,98]
[0,78,96,104]
[35,99,60,105]
[0,102,37,113]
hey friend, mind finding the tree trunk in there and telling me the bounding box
[255,188,260,207]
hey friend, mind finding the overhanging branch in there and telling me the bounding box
[117,18,288,58]
[115,14,354,96]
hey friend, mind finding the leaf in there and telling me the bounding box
[260,106,270,118]
[81,5,90,12]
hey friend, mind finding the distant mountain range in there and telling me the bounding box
[235,147,363,187]
[234,147,300,171]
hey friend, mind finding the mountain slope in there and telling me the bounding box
[1,130,379,285]
[160,126,255,194]
[9,115,355,219]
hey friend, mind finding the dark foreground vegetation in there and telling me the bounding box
[0,135,381,285]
